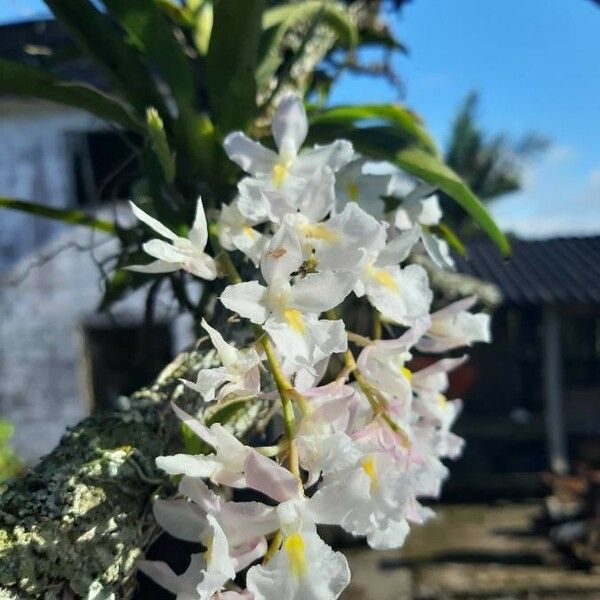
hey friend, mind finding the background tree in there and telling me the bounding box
[442,92,549,233]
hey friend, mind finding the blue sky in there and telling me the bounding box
[2,0,600,238]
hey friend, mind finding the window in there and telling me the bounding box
[81,323,172,412]
[70,130,142,206]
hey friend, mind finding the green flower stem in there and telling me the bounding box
[327,308,411,448]
[261,335,301,482]
[208,223,301,482]
[262,530,283,565]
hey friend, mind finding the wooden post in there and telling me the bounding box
[542,305,569,474]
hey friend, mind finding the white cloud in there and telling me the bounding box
[491,150,600,239]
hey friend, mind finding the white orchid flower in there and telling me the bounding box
[335,158,394,219]
[218,201,269,267]
[309,449,416,550]
[127,197,217,279]
[138,553,208,600]
[242,451,351,600]
[357,317,431,400]
[220,226,355,367]
[140,514,254,600]
[330,209,431,325]
[296,384,364,486]
[417,296,491,352]
[224,94,354,198]
[155,403,251,487]
[182,319,261,403]
[246,528,350,600]
[390,175,455,270]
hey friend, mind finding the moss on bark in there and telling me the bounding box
[0,345,270,599]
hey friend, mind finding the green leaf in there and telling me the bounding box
[206,0,265,133]
[309,104,439,156]
[325,127,510,257]
[206,398,248,427]
[43,0,168,117]
[0,198,117,234]
[430,223,467,257]
[263,1,357,44]
[103,0,197,109]
[146,108,176,183]
[257,1,357,92]
[0,59,144,133]
[192,1,214,56]
[154,0,196,27]
[181,422,212,455]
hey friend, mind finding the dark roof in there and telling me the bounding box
[0,19,108,89]
[455,236,600,305]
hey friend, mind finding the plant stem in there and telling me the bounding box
[373,311,382,340]
[262,530,283,564]
[342,348,411,448]
[208,224,302,481]
[261,336,301,482]
[347,331,372,347]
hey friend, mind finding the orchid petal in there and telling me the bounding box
[261,226,303,285]
[224,132,278,177]
[189,196,209,248]
[221,281,269,324]
[126,259,180,274]
[129,201,178,241]
[244,450,299,503]
[153,498,207,542]
[272,94,308,158]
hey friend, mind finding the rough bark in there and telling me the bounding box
[0,344,271,600]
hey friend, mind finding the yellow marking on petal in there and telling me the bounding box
[366,265,399,291]
[300,223,340,242]
[347,182,360,201]
[204,535,213,565]
[437,393,447,407]
[272,163,289,187]
[284,309,306,333]
[401,367,413,382]
[284,533,308,578]
[362,455,379,491]
[243,225,257,239]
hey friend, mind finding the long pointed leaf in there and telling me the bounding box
[43,0,168,117]
[0,59,143,133]
[309,104,439,156]
[207,0,265,133]
[102,0,196,109]
[0,198,117,234]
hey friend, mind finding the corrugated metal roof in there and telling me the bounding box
[455,236,600,305]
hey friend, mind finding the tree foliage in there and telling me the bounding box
[0,0,510,318]
[443,92,549,231]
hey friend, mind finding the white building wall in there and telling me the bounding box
[0,100,104,271]
[0,101,195,463]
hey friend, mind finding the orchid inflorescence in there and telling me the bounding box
[130,94,491,600]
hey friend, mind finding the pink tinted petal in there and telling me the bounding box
[153,499,207,542]
[179,476,220,513]
[431,295,477,319]
[412,355,468,383]
[244,450,299,503]
[230,537,268,572]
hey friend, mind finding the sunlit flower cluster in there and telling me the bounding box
[131,94,491,599]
